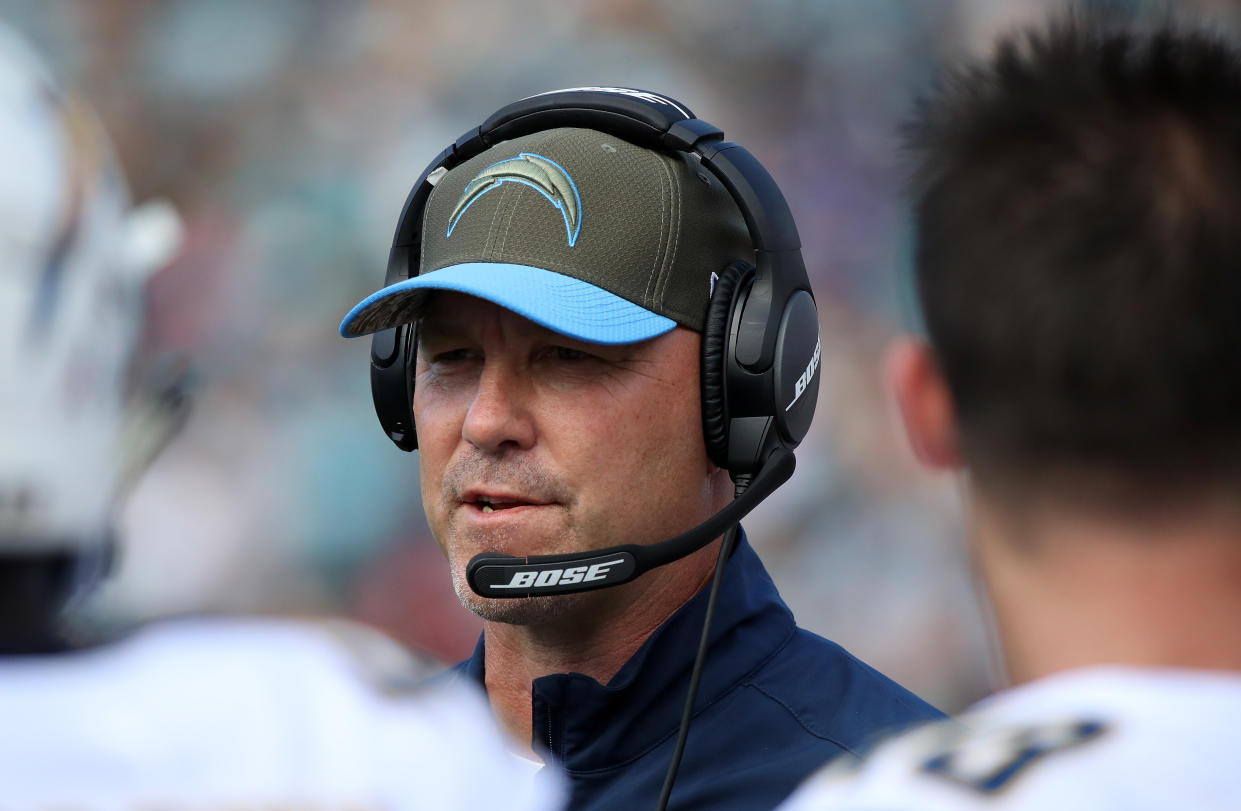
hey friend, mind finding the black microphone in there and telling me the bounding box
[465,447,795,598]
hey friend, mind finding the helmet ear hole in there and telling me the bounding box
[701,262,753,470]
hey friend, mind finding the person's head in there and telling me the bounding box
[891,17,1241,522]
[0,23,183,649]
[888,17,1241,678]
[343,123,755,624]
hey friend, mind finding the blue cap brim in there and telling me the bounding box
[339,263,677,345]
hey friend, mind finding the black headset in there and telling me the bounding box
[368,87,820,480]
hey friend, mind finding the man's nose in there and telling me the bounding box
[461,361,536,453]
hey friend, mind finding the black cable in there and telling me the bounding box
[655,475,750,811]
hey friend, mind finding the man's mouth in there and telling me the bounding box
[463,490,551,515]
[476,498,526,514]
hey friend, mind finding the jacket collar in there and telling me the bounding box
[455,530,796,771]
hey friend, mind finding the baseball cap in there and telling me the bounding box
[339,126,751,344]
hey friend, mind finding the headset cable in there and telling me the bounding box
[655,474,750,811]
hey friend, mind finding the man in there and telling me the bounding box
[0,23,561,810]
[339,90,941,810]
[780,17,1241,810]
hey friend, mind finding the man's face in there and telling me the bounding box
[414,292,720,622]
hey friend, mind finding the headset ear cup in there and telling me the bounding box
[701,261,753,469]
[404,322,419,450]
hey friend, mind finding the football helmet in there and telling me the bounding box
[0,22,182,575]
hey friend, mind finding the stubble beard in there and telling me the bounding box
[448,563,597,624]
[443,520,607,624]
[439,453,601,624]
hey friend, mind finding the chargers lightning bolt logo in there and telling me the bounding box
[447,153,583,246]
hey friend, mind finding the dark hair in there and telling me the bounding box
[905,17,1241,495]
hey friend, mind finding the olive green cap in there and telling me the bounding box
[340,127,751,343]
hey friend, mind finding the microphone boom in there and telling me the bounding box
[466,448,795,598]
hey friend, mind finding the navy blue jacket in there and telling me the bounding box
[450,533,943,810]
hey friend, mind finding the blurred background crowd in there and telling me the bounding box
[4,0,1232,713]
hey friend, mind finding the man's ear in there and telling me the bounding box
[884,336,962,471]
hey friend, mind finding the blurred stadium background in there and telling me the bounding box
[4,0,1227,713]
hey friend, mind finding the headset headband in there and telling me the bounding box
[370,87,814,453]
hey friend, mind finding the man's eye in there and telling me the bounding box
[554,346,593,362]
[431,349,474,364]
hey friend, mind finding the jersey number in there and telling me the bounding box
[921,719,1107,794]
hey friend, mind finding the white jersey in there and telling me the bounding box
[0,617,563,811]
[779,666,1241,811]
